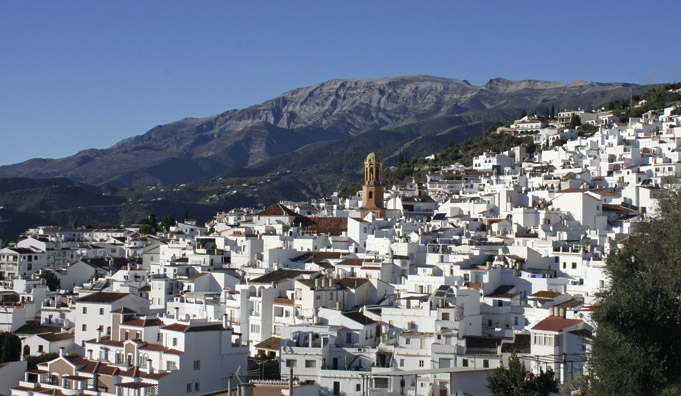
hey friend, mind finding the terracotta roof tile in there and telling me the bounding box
[77,292,129,304]
[254,336,281,351]
[531,316,583,332]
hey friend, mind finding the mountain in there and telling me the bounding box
[0,76,654,187]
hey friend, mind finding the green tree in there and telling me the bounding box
[138,213,159,235]
[569,114,581,129]
[487,351,559,396]
[38,270,61,291]
[161,214,176,232]
[590,189,681,395]
[550,104,555,119]
[0,331,21,363]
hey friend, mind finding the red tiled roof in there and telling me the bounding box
[530,290,562,299]
[273,298,294,306]
[77,292,129,303]
[257,203,298,217]
[254,336,281,351]
[531,316,583,332]
[300,217,348,236]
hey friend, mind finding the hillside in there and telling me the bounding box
[0,76,653,187]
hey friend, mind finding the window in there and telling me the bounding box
[514,316,519,326]
[99,308,104,315]
[442,312,450,321]
[483,359,489,368]
[38,345,43,352]
[418,360,424,367]
[193,360,200,370]
[186,383,192,393]
[250,324,260,333]
[305,360,316,368]
[195,383,200,392]
[356,384,361,392]
[286,359,297,368]
[462,359,468,367]
[562,262,566,269]
[374,378,389,389]
[346,333,352,344]
[166,361,177,371]
[399,359,404,367]
[315,294,321,300]
[405,338,410,345]
[125,331,130,340]
[172,337,178,347]
[82,307,87,314]
[82,324,87,331]
[572,262,577,269]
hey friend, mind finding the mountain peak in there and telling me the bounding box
[0,76,654,187]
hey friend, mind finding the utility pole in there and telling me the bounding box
[288,366,294,396]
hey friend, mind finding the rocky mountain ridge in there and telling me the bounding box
[0,76,652,186]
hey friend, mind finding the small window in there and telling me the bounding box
[286,359,297,368]
[195,383,200,392]
[82,307,87,314]
[173,338,178,347]
[400,359,404,367]
[82,324,87,331]
[442,312,450,321]
[99,308,104,315]
[305,360,316,368]
[483,359,489,368]
[418,360,424,367]
[194,360,200,370]
[462,359,468,367]
[572,262,577,269]
[186,383,192,393]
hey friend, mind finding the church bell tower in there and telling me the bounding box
[360,152,386,219]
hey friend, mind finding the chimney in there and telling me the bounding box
[174,306,179,319]
[146,359,154,374]
[59,347,65,357]
[223,313,231,329]
[97,326,102,342]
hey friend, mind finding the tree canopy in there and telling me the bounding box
[38,270,61,291]
[590,189,681,395]
[486,351,558,396]
[0,332,21,363]
[138,214,159,235]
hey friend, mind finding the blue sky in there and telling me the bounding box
[1,1,680,166]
